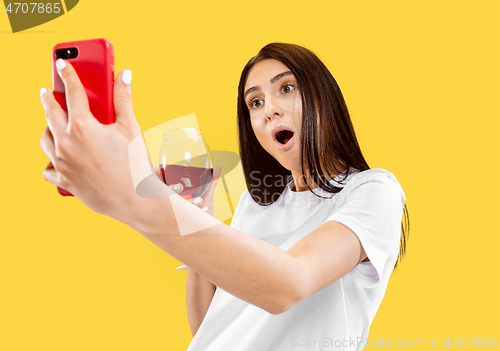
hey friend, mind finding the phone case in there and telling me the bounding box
[51,38,115,197]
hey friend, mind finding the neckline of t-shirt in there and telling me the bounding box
[285,167,361,195]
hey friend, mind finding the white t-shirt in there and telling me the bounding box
[186,168,406,351]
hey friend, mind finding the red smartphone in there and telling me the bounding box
[51,38,115,196]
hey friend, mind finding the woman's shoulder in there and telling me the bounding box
[350,167,399,182]
[329,167,399,189]
[237,168,405,206]
[347,167,406,202]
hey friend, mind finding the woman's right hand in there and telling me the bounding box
[153,165,221,217]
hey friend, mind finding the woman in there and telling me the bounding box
[39,42,409,351]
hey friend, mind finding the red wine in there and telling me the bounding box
[160,164,213,199]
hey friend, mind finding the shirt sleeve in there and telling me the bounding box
[324,169,406,288]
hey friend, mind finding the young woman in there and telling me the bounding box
[39,42,409,351]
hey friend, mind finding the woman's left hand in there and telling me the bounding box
[153,165,222,218]
[39,60,144,222]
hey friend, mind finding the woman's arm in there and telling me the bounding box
[39,61,366,315]
[134,192,366,314]
[186,270,216,337]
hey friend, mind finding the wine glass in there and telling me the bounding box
[159,127,213,200]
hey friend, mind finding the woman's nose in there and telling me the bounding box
[264,96,283,120]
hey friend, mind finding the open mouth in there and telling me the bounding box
[275,130,294,145]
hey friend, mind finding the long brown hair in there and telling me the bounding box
[237,43,410,268]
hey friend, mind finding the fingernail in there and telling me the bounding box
[39,88,47,98]
[193,197,202,205]
[201,206,208,212]
[174,183,181,191]
[56,59,66,70]
[122,69,132,85]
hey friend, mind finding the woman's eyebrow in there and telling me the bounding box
[270,70,292,84]
[244,71,293,99]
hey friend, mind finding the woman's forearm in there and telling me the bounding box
[127,190,306,315]
[186,270,216,337]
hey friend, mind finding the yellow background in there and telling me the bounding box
[1,1,499,350]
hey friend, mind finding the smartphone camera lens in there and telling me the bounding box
[56,48,78,59]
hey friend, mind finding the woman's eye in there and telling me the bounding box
[282,83,295,93]
[250,99,263,109]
